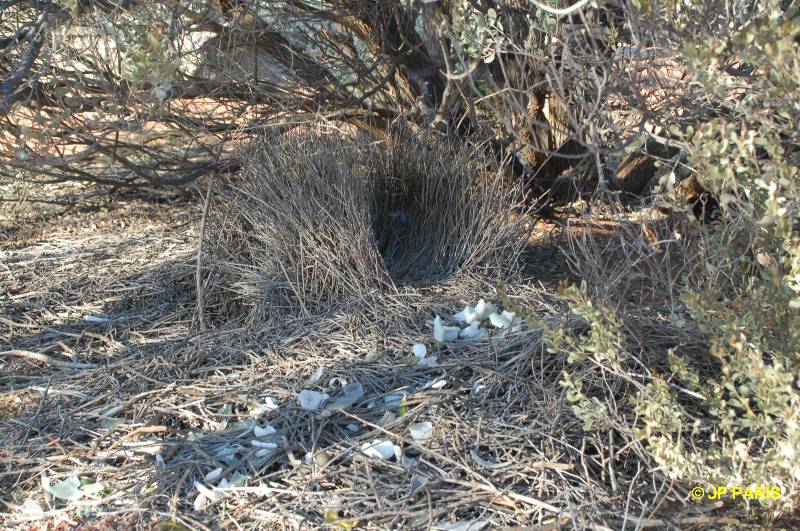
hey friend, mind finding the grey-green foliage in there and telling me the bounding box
[548,0,800,511]
[450,3,505,63]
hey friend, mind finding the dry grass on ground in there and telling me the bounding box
[1,178,763,530]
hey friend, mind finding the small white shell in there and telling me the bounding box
[412,343,427,359]
[193,492,208,512]
[253,424,277,438]
[409,421,434,441]
[251,440,278,449]
[473,299,496,321]
[361,440,399,460]
[194,481,223,502]
[204,467,224,482]
[433,316,460,343]
[464,307,478,323]
[501,310,516,321]
[488,312,511,329]
[452,308,468,322]
[298,390,329,411]
[433,316,445,343]
[459,321,486,340]
[431,379,447,389]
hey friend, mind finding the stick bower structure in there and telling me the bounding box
[204,126,526,322]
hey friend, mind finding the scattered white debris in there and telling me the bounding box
[488,312,512,329]
[361,440,401,461]
[195,481,224,503]
[409,421,434,441]
[412,343,427,359]
[433,316,460,343]
[416,355,439,368]
[412,342,440,367]
[254,424,277,438]
[456,305,480,323]
[473,299,496,321]
[42,475,81,501]
[251,440,278,450]
[193,492,208,512]
[204,468,224,482]
[432,299,525,344]
[452,305,474,323]
[298,390,329,411]
[431,379,447,389]
[459,321,487,340]
[323,383,364,414]
[249,397,279,417]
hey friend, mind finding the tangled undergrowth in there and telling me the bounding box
[547,1,800,521]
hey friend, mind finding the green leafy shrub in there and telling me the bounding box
[548,0,800,514]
